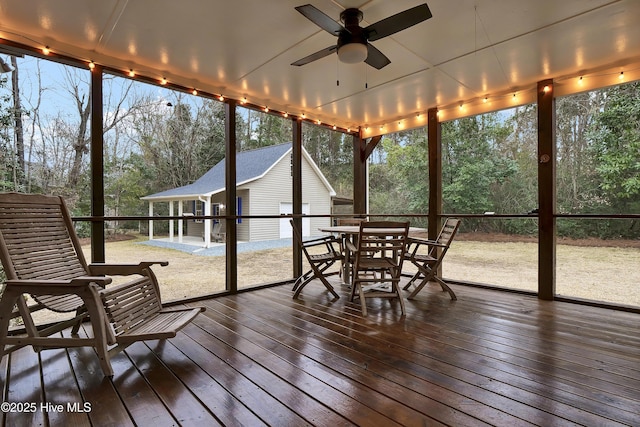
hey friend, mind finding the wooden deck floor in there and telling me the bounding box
[1,280,639,426]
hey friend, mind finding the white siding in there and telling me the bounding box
[241,152,332,241]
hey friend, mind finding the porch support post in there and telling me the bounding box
[148,202,154,240]
[353,133,382,216]
[353,133,367,216]
[292,118,303,279]
[427,107,442,239]
[225,100,238,293]
[90,64,105,263]
[537,79,556,300]
[177,201,183,242]
[204,197,212,248]
[168,201,174,241]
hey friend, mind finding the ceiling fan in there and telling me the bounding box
[291,3,432,69]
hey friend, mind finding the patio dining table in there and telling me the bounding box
[318,224,428,284]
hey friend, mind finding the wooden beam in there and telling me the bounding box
[362,135,382,161]
[427,107,442,240]
[225,100,238,293]
[353,134,366,215]
[537,79,556,300]
[353,134,384,216]
[90,65,105,263]
[292,119,303,278]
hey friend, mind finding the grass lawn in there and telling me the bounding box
[20,234,638,325]
[84,235,640,309]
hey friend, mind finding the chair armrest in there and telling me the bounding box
[407,237,447,247]
[344,240,357,253]
[406,237,447,257]
[301,236,342,250]
[89,262,168,276]
[301,235,340,245]
[6,276,112,289]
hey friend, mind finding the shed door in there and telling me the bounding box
[280,203,310,238]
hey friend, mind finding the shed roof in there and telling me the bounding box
[142,143,335,201]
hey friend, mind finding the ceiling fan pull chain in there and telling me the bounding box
[365,62,368,89]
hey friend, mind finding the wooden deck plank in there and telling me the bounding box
[66,329,135,427]
[40,343,90,426]
[144,338,269,427]
[108,344,179,426]
[1,282,638,426]
[259,287,576,426]
[2,346,46,427]
[204,296,484,427]
[124,340,222,426]
[176,323,314,426]
[196,301,440,427]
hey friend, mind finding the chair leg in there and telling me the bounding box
[393,282,406,315]
[292,275,313,299]
[434,276,457,300]
[82,286,114,377]
[293,266,339,299]
[316,275,340,299]
[0,290,21,358]
[403,271,421,290]
[406,270,435,300]
[358,284,368,316]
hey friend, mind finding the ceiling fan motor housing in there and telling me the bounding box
[337,8,368,62]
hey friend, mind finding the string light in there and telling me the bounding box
[283,112,288,118]
[128,69,135,77]
[160,77,167,85]
[192,89,198,96]
[543,85,550,93]
[332,125,337,130]
[264,106,269,112]
[619,71,624,80]
[218,95,224,101]
[241,97,247,104]
[88,61,95,70]
[42,46,50,55]
[483,97,488,103]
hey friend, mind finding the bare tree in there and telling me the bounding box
[10,56,25,188]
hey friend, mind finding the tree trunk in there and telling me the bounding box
[10,56,25,188]
[68,92,91,187]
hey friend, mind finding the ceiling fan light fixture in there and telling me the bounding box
[337,43,367,64]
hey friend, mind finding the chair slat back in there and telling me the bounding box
[0,193,88,311]
[356,221,409,266]
[435,218,461,248]
[336,217,365,226]
[100,276,161,336]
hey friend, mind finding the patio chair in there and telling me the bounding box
[0,192,204,377]
[290,219,342,299]
[403,218,461,300]
[346,221,409,316]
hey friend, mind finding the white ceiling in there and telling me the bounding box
[1,0,639,136]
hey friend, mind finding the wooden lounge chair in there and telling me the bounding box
[403,218,461,300]
[346,221,409,316]
[0,192,204,377]
[290,219,342,299]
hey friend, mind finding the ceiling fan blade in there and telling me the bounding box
[365,44,391,69]
[291,45,337,66]
[295,4,345,36]
[365,3,432,42]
